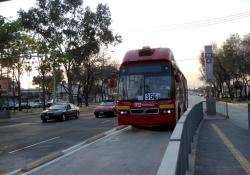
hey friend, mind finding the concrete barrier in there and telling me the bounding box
[21,151,64,172]
[157,102,203,175]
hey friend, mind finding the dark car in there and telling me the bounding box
[94,101,117,118]
[40,103,80,123]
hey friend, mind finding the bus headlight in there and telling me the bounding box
[119,110,129,115]
[162,109,175,114]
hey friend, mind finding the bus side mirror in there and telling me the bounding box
[175,74,180,83]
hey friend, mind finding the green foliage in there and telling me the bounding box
[32,68,64,93]
[18,0,122,103]
[199,33,250,99]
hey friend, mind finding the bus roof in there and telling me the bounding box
[121,47,174,65]
[121,46,186,81]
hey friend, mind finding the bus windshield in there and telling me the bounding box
[118,64,173,101]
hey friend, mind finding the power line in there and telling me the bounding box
[129,11,250,32]
[157,11,250,28]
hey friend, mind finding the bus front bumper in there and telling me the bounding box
[118,114,176,126]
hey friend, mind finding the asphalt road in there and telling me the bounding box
[0,112,117,174]
[20,95,205,175]
[0,95,205,174]
[28,126,172,175]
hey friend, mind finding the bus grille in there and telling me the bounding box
[131,108,159,115]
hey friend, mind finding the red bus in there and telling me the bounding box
[117,46,188,126]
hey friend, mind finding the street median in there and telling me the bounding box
[21,151,64,172]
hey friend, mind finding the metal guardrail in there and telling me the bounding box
[157,102,203,175]
[215,101,250,129]
[215,101,229,118]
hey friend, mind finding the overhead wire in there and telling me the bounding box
[129,11,250,32]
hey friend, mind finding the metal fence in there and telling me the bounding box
[157,102,203,175]
[157,100,250,175]
[215,101,229,118]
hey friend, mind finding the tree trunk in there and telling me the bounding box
[101,83,104,101]
[76,84,81,106]
[226,81,234,100]
[67,82,74,104]
[84,94,89,107]
[244,83,247,98]
[42,72,46,110]
[18,65,22,111]
[218,82,223,98]
[248,85,250,100]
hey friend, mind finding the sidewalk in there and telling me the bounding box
[217,101,248,109]
[194,115,250,175]
[0,104,97,120]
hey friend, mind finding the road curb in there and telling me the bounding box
[218,101,248,109]
[116,125,127,130]
[85,133,106,144]
[5,106,95,120]
[21,151,64,172]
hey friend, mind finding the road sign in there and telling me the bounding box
[204,46,213,81]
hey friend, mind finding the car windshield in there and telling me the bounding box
[100,102,116,106]
[118,64,173,101]
[48,104,66,110]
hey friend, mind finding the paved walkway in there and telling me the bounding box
[0,105,97,121]
[194,115,250,175]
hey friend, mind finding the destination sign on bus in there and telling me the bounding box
[120,64,170,75]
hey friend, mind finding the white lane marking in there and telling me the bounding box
[9,136,60,154]
[101,120,113,124]
[22,126,131,174]
[0,123,35,129]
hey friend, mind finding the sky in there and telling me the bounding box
[0,0,250,89]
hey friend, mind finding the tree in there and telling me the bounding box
[241,34,250,98]
[95,52,118,101]
[199,44,227,98]
[221,34,242,98]
[19,0,122,104]
[32,68,64,99]
[0,17,36,110]
[199,33,250,99]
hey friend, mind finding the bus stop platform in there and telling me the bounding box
[194,115,250,175]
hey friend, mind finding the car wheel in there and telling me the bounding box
[61,114,66,121]
[75,112,79,119]
[42,119,47,123]
[95,113,99,118]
